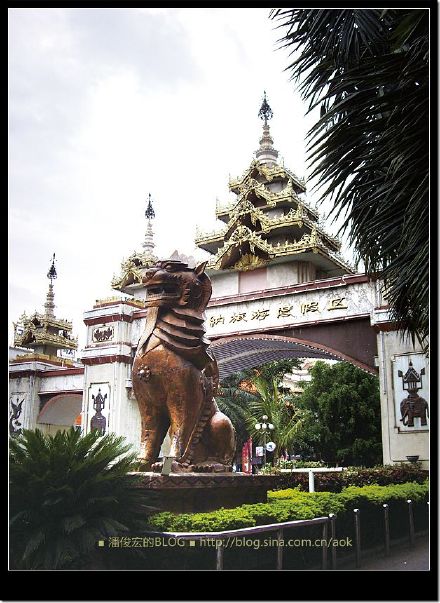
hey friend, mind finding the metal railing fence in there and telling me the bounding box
[143,500,428,570]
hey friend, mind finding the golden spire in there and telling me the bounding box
[143,193,156,258]
[256,91,279,165]
[44,253,57,318]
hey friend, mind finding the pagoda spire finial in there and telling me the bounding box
[145,192,155,221]
[258,90,273,126]
[256,91,279,165]
[44,253,57,317]
[47,253,57,283]
[143,193,156,256]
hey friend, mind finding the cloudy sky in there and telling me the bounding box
[9,8,352,350]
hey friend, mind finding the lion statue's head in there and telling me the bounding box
[142,260,212,312]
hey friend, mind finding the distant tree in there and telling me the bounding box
[271,9,429,350]
[295,361,382,466]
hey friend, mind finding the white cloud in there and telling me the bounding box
[9,7,354,350]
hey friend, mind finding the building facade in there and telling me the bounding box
[10,95,429,468]
[10,255,83,437]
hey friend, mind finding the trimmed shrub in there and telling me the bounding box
[335,481,429,547]
[124,481,429,570]
[337,482,429,507]
[271,464,428,493]
[149,508,256,532]
[148,498,333,533]
[146,481,428,533]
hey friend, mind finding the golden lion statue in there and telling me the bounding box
[132,259,236,472]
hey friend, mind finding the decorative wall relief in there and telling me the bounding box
[9,396,24,436]
[92,326,114,343]
[393,355,429,431]
[90,389,107,434]
[398,362,429,428]
[88,384,110,435]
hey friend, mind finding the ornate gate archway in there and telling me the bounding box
[205,274,380,380]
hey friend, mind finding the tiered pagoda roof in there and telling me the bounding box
[13,254,78,356]
[14,313,77,351]
[195,93,353,276]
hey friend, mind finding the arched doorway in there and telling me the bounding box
[211,333,382,471]
[37,393,83,435]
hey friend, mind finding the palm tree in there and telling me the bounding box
[270,9,429,350]
[216,371,257,453]
[246,375,311,462]
[9,428,149,569]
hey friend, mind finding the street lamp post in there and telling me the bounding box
[255,415,274,469]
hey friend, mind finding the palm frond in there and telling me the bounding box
[271,8,429,349]
[9,427,147,570]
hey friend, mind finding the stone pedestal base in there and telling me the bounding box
[130,472,277,513]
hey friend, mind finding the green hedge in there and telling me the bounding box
[269,481,429,506]
[270,481,429,551]
[336,482,429,507]
[270,464,428,492]
[147,481,429,533]
[99,481,428,570]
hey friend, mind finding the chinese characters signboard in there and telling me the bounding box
[205,284,371,338]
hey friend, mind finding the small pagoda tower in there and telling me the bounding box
[81,194,161,452]
[13,254,77,357]
[195,93,353,287]
[111,193,158,300]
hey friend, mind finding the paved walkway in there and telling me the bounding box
[344,535,429,571]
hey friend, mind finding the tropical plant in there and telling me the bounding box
[246,375,312,461]
[216,370,257,453]
[295,361,382,466]
[9,428,149,569]
[216,359,302,454]
[270,9,429,350]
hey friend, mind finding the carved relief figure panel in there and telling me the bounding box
[92,326,114,343]
[87,384,110,435]
[392,355,429,431]
[10,396,25,436]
